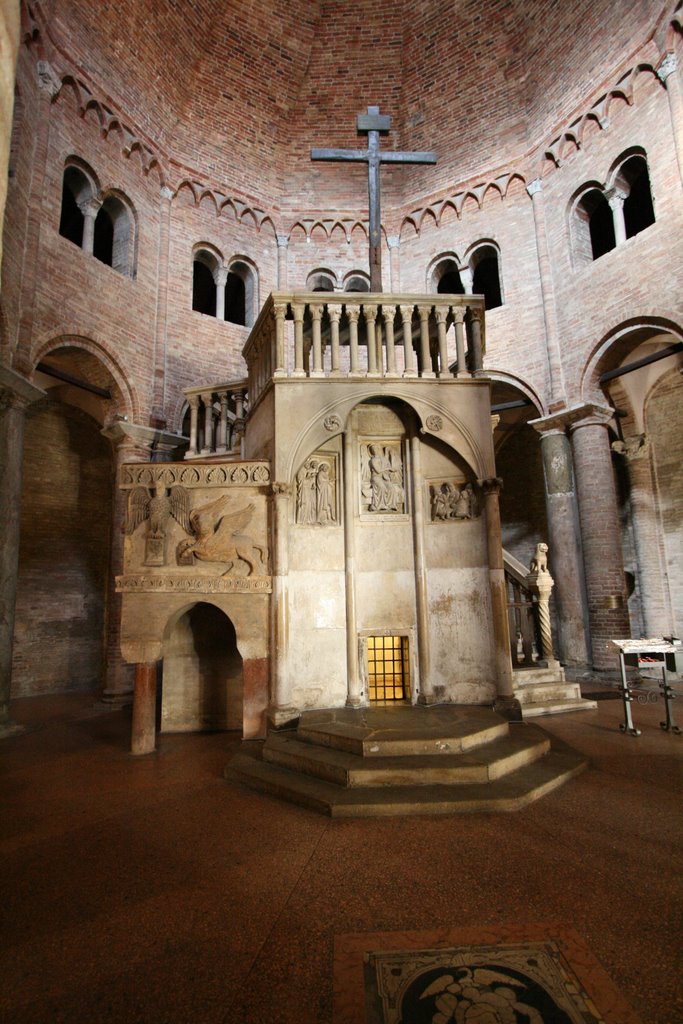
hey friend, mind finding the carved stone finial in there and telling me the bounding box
[36,61,61,98]
[529,542,549,575]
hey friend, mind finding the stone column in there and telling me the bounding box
[79,196,102,255]
[468,309,483,374]
[606,188,627,246]
[328,304,342,375]
[452,308,469,378]
[526,178,567,407]
[613,434,673,636]
[214,266,228,321]
[186,394,200,457]
[0,367,45,737]
[151,186,174,426]
[131,662,157,755]
[292,305,305,376]
[343,428,363,706]
[269,482,297,725]
[0,1,20,274]
[387,236,401,292]
[200,393,214,455]
[479,477,520,717]
[101,422,183,703]
[417,304,435,378]
[400,304,417,377]
[435,308,452,378]
[347,306,360,375]
[276,234,289,289]
[658,53,683,189]
[569,405,630,670]
[14,62,61,374]
[364,305,378,376]
[309,303,324,376]
[273,301,287,376]
[383,304,397,376]
[530,415,591,666]
[410,435,433,704]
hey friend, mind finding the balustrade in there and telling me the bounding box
[183,380,248,460]
[242,292,486,407]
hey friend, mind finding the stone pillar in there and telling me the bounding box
[364,305,378,376]
[569,405,630,670]
[269,482,297,724]
[14,62,60,374]
[387,235,401,292]
[658,53,683,189]
[435,307,452,378]
[214,266,228,320]
[526,178,567,407]
[410,435,433,704]
[347,306,360,375]
[606,188,627,246]
[417,304,435,378]
[613,434,673,636]
[328,304,342,375]
[151,186,174,426]
[200,393,214,455]
[292,305,305,376]
[343,429,363,706]
[468,309,483,374]
[187,394,199,457]
[526,565,560,668]
[400,304,417,377]
[273,301,287,376]
[0,1,20,274]
[480,477,520,717]
[530,416,591,666]
[309,303,324,376]
[452,308,469,378]
[383,304,397,376]
[101,422,183,703]
[79,196,102,255]
[131,662,157,755]
[276,234,289,289]
[0,367,45,737]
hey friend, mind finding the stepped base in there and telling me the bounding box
[513,666,598,718]
[226,706,588,817]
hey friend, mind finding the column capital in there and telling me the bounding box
[416,303,432,319]
[213,266,229,287]
[605,186,627,207]
[387,235,400,249]
[327,303,342,322]
[102,420,184,459]
[276,234,289,249]
[309,303,324,320]
[159,185,174,202]
[611,433,651,461]
[271,481,292,497]
[0,364,46,410]
[36,60,61,98]
[657,52,678,85]
[78,195,103,218]
[399,303,415,319]
[526,177,543,199]
[362,303,377,322]
[530,402,614,435]
[346,305,360,323]
[435,306,448,324]
[478,476,503,496]
[450,306,465,324]
[272,301,288,319]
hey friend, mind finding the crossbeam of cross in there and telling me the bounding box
[311,106,437,292]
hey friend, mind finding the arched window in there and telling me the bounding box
[616,155,655,239]
[192,249,219,316]
[470,244,503,309]
[307,269,337,292]
[344,272,370,293]
[573,187,616,263]
[428,256,464,294]
[93,193,135,275]
[227,258,257,327]
[59,164,95,247]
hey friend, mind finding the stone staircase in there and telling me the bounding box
[513,665,598,718]
[226,706,588,817]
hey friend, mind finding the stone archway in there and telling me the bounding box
[161,602,243,733]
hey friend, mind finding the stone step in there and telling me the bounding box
[513,668,567,685]
[226,740,588,818]
[515,682,583,705]
[262,727,550,788]
[520,698,598,719]
[296,705,508,757]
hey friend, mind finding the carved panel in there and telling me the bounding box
[116,574,272,594]
[119,461,271,489]
[428,479,478,521]
[295,452,338,526]
[360,441,405,515]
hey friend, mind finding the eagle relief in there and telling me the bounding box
[124,483,191,566]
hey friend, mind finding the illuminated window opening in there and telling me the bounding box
[367,635,410,703]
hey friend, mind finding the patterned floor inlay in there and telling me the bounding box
[334,925,642,1024]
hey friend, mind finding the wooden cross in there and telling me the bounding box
[311,105,437,292]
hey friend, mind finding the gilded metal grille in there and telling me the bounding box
[367,635,409,702]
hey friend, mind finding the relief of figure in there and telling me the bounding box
[365,443,404,513]
[431,483,450,521]
[124,483,191,566]
[296,457,337,525]
[454,482,476,519]
[176,497,267,576]
[430,480,477,522]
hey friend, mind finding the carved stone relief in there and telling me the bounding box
[360,442,405,514]
[429,480,478,521]
[176,496,268,576]
[296,454,338,525]
[124,483,192,566]
[119,461,270,490]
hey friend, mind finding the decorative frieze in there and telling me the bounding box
[116,574,272,594]
[119,461,271,489]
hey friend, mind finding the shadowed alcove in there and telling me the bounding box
[161,602,243,733]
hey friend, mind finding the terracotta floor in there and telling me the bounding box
[1,692,682,1024]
